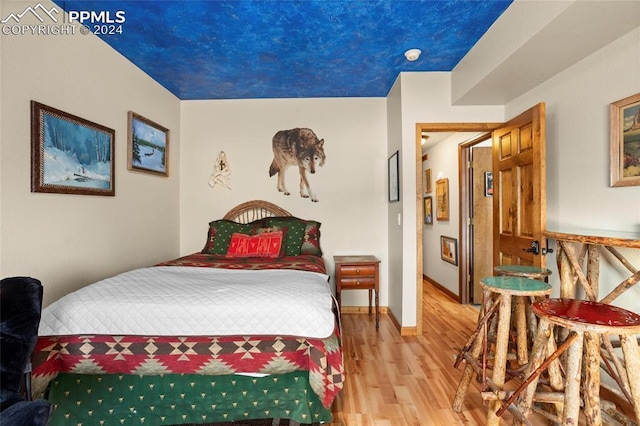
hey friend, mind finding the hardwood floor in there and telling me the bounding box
[329,280,538,425]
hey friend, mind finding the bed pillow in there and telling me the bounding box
[202,219,264,255]
[225,230,284,258]
[263,217,306,256]
[264,217,323,256]
[299,219,323,256]
[254,226,288,258]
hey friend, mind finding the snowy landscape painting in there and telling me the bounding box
[128,111,169,176]
[31,101,115,196]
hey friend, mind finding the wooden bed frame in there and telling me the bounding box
[223,199,292,223]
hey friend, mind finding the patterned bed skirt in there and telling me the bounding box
[33,332,344,409]
[46,372,332,425]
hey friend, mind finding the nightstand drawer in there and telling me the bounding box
[339,264,376,277]
[340,276,376,289]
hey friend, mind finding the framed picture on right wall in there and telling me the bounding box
[610,92,640,187]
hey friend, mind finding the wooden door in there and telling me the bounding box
[492,103,547,267]
[472,146,493,302]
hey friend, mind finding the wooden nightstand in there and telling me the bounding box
[333,255,380,329]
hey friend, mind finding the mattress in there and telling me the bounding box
[39,266,335,338]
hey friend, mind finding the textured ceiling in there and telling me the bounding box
[53,0,513,100]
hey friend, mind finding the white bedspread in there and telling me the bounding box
[39,266,335,339]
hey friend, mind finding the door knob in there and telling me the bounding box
[524,241,540,255]
[523,240,554,255]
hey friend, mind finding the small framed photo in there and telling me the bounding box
[424,196,433,224]
[435,178,449,221]
[128,111,170,176]
[31,101,115,196]
[484,171,493,196]
[424,168,432,194]
[441,235,458,266]
[388,150,400,202]
[610,93,640,187]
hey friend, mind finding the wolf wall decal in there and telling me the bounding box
[269,128,326,202]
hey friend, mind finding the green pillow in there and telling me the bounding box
[202,220,259,255]
[264,217,306,256]
[299,220,322,256]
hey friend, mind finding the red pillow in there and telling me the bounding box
[225,231,284,258]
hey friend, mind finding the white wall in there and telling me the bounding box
[388,72,504,327]
[386,79,404,322]
[506,27,640,311]
[0,1,181,306]
[179,98,389,307]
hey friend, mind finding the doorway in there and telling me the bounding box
[415,123,500,313]
[417,103,547,314]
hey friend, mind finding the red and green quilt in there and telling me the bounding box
[32,253,343,412]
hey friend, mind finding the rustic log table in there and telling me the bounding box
[544,227,640,302]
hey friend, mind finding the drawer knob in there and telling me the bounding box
[356,280,360,285]
[356,268,360,273]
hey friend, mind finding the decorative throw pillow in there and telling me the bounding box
[202,225,218,254]
[254,226,288,258]
[225,230,284,258]
[299,219,323,256]
[263,217,306,256]
[202,219,264,255]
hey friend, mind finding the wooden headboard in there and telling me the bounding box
[223,200,291,223]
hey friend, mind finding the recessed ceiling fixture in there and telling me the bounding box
[404,48,421,61]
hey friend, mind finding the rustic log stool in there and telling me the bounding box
[499,298,640,425]
[452,276,552,425]
[494,265,553,362]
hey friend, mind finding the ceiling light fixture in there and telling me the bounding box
[404,48,421,61]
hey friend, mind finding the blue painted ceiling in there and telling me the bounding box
[54,1,512,100]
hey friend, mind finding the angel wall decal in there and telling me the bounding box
[208,151,231,190]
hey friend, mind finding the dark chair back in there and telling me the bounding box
[0,277,51,425]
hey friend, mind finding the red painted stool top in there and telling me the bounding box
[532,298,640,334]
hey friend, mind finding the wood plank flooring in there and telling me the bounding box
[329,280,541,425]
